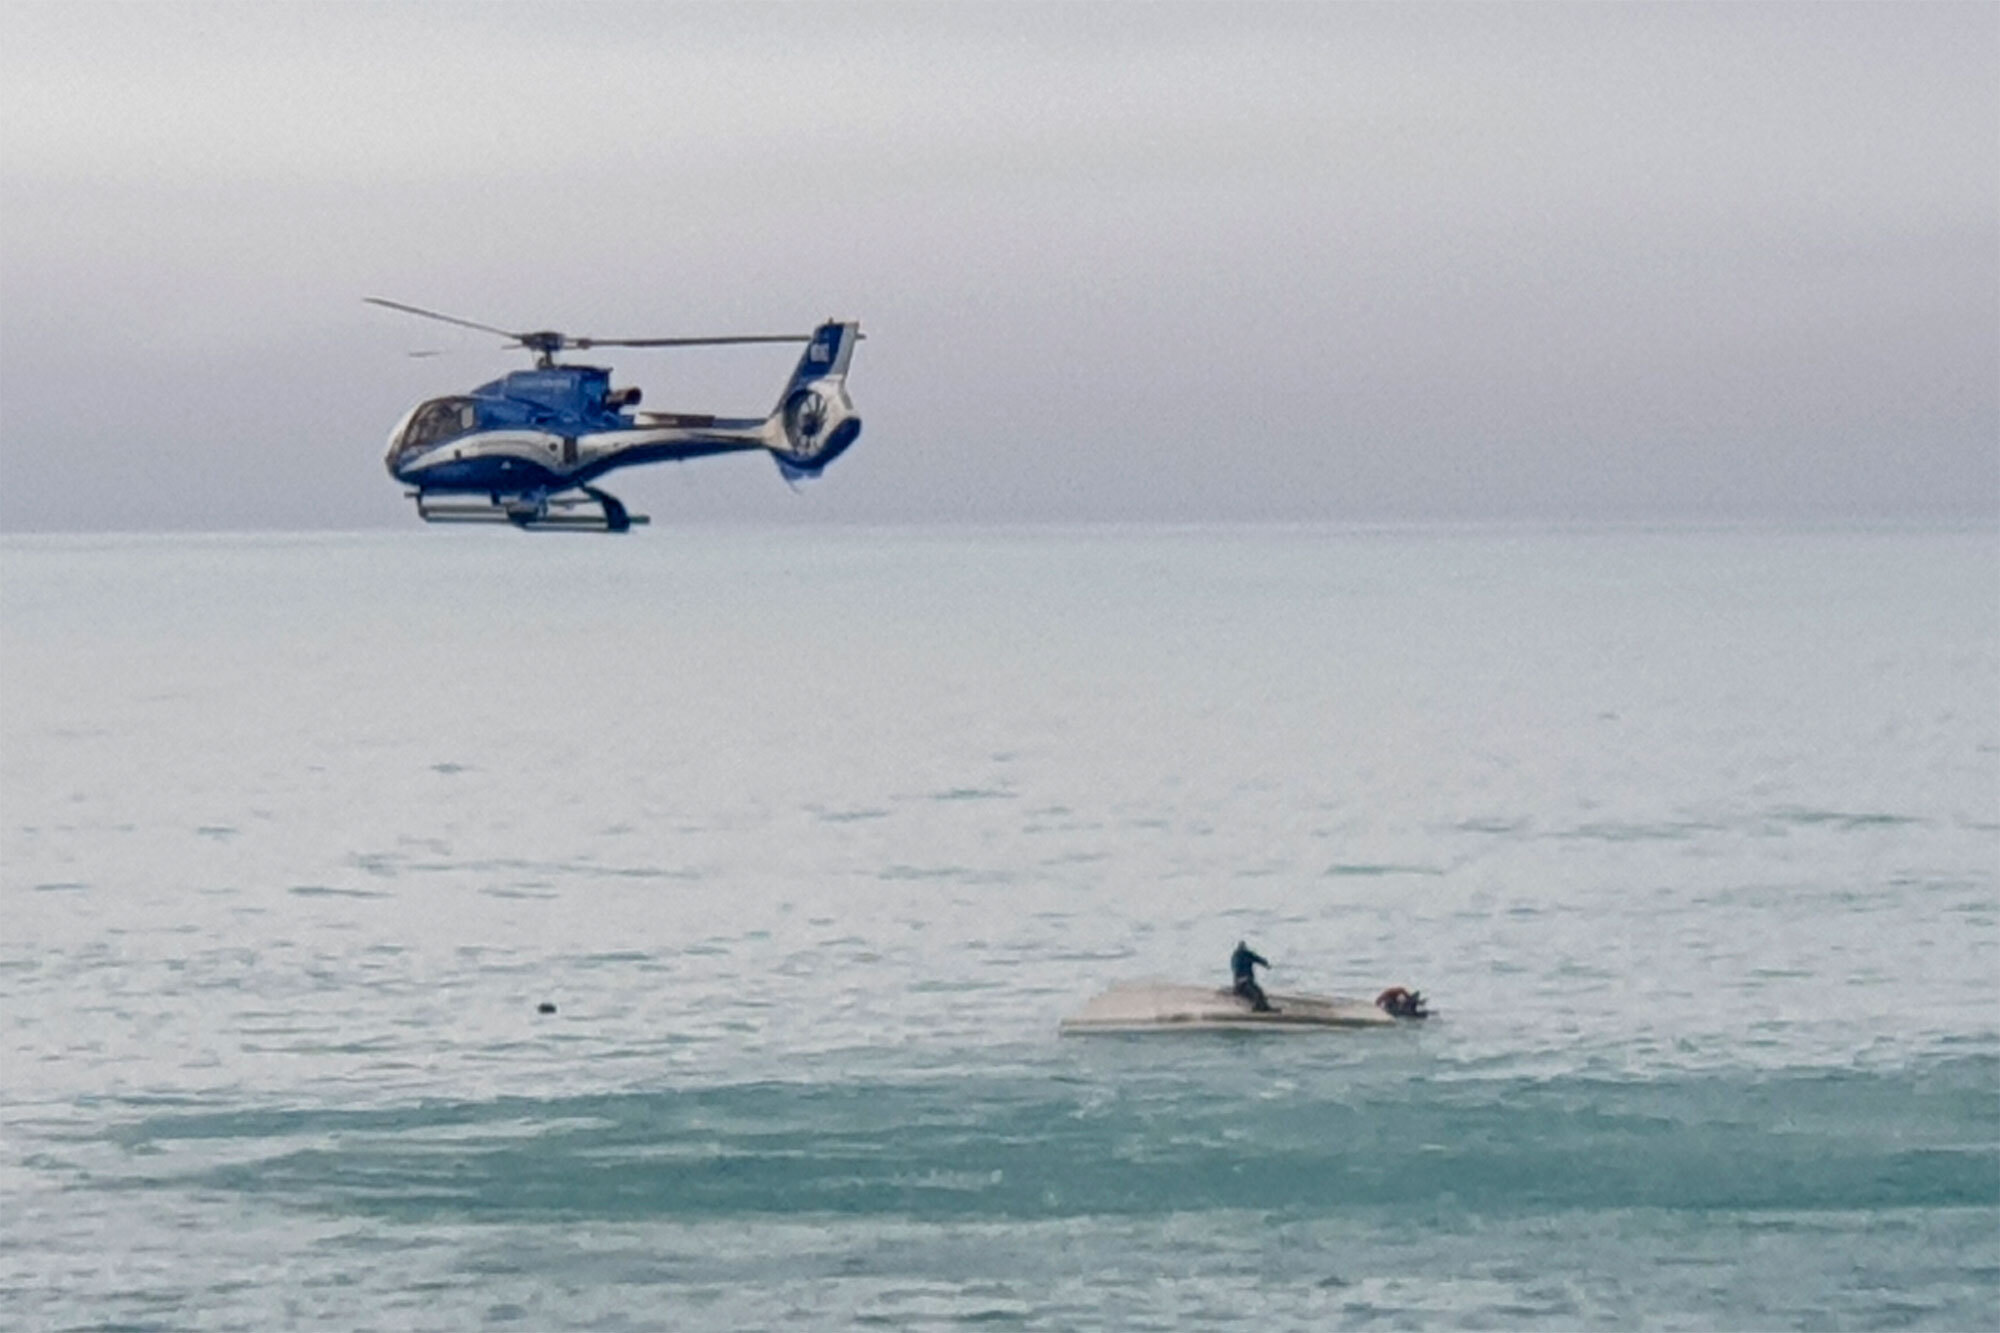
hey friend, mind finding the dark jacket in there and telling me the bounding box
[1231,944,1268,983]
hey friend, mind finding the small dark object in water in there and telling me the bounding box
[537,1001,557,1015]
[1375,987,1429,1019]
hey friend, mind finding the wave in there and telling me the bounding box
[109,1052,1998,1226]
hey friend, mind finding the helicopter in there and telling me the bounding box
[368,297,863,532]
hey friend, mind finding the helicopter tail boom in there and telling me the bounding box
[769,321,863,480]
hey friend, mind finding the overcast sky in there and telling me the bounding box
[1,2,1993,531]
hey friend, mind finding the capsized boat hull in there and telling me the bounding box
[1059,981,1405,1034]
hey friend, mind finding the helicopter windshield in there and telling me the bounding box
[392,397,480,460]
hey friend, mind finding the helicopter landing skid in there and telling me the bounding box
[411,487,649,533]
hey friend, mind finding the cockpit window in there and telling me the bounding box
[402,398,479,451]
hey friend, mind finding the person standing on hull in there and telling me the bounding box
[1231,941,1275,1012]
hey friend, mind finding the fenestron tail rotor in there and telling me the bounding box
[364,297,812,368]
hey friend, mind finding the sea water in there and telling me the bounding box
[1,525,1994,1330]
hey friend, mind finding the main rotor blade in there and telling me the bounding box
[572,334,812,349]
[364,297,522,341]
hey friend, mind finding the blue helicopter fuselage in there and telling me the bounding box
[382,319,863,531]
[385,366,757,491]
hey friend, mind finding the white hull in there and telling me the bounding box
[1059,981,1402,1034]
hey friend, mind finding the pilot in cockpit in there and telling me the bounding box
[406,399,476,449]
